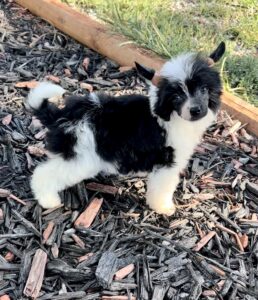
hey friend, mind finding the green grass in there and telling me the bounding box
[63,0,258,106]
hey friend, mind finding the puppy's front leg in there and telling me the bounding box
[146,166,181,216]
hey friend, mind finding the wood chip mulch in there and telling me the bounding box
[0,1,258,299]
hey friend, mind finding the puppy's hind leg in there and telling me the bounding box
[31,156,100,209]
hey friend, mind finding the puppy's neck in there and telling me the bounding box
[160,109,215,169]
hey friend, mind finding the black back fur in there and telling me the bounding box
[34,94,174,172]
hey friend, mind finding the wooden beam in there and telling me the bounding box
[221,91,258,136]
[15,0,258,136]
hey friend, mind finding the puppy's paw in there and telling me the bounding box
[150,202,176,216]
[37,194,61,209]
[146,192,176,216]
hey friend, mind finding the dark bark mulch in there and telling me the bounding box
[0,1,258,299]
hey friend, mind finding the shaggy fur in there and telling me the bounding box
[26,43,225,215]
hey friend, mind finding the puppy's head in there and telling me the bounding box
[136,42,225,122]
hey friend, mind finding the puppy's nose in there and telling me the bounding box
[190,105,201,116]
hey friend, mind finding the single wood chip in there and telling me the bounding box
[2,114,12,126]
[51,243,59,259]
[80,82,93,92]
[0,188,26,205]
[193,231,216,251]
[114,264,135,280]
[238,233,248,249]
[64,68,72,77]
[4,251,15,262]
[169,219,188,229]
[195,223,205,238]
[27,145,46,157]
[9,194,27,206]
[23,249,47,299]
[228,121,242,136]
[82,57,90,70]
[75,198,103,228]
[0,295,11,300]
[15,81,38,88]
[240,143,252,153]
[0,208,4,223]
[34,128,47,140]
[240,128,253,141]
[230,133,239,146]
[209,264,226,277]
[202,178,231,186]
[213,127,220,137]
[0,188,12,198]
[96,251,118,288]
[45,74,60,83]
[216,224,244,252]
[78,252,94,263]
[42,221,55,244]
[239,219,258,224]
[71,233,85,248]
[102,296,136,300]
[246,182,258,197]
[202,290,217,297]
[251,145,257,157]
[42,204,64,216]
[195,193,215,201]
[86,182,118,195]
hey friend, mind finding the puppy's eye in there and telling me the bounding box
[174,95,181,101]
[200,86,208,93]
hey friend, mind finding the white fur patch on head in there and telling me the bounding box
[160,53,195,83]
[26,82,66,110]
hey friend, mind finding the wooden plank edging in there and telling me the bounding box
[15,0,258,136]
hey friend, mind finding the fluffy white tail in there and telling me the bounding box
[26,82,66,110]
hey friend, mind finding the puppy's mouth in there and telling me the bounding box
[178,112,207,122]
[190,113,206,121]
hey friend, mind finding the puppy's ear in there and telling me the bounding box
[135,62,162,87]
[135,62,155,80]
[154,80,174,121]
[209,42,226,63]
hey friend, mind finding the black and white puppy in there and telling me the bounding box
[26,42,225,215]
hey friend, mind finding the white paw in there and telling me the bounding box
[146,191,176,216]
[149,201,176,216]
[37,194,61,209]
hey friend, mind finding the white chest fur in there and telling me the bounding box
[162,109,215,171]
